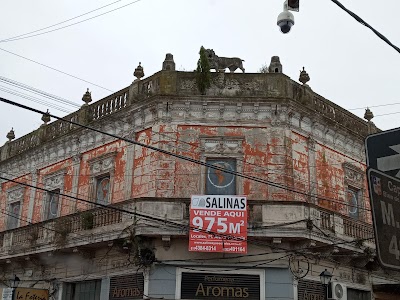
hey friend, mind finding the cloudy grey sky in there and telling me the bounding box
[0,0,399,145]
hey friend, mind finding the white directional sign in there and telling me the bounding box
[366,127,400,178]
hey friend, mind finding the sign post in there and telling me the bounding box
[367,169,400,270]
[189,195,247,253]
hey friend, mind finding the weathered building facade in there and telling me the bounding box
[0,54,396,300]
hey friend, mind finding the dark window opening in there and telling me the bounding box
[64,280,101,300]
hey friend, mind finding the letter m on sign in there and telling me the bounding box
[381,201,395,227]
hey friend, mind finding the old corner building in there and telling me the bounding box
[0,53,397,300]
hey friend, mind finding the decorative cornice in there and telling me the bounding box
[88,151,118,176]
[0,91,368,177]
[43,169,66,190]
[7,185,25,202]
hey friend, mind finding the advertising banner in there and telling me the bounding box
[189,195,247,253]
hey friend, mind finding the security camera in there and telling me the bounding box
[277,10,295,34]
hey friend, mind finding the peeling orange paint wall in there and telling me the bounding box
[33,159,73,223]
[0,139,129,228]
[77,140,126,211]
[131,125,279,200]
[1,174,31,230]
[315,143,368,218]
[1,121,370,229]
[133,128,153,197]
[291,132,309,202]
[129,125,369,215]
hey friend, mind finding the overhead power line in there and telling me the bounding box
[152,131,372,205]
[0,76,80,108]
[0,0,143,43]
[0,0,124,43]
[0,173,372,260]
[0,97,371,212]
[331,0,400,54]
[348,102,400,111]
[0,174,295,250]
[0,86,72,113]
[0,47,114,92]
[374,111,400,118]
[0,208,101,245]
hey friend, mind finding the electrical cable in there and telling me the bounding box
[0,0,143,43]
[0,172,371,257]
[373,111,400,118]
[0,201,158,246]
[151,123,367,169]
[331,0,400,54]
[0,170,188,246]
[3,159,372,209]
[0,86,73,113]
[159,251,286,262]
[0,96,372,212]
[0,76,80,108]
[157,253,292,272]
[348,102,400,111]
[0,0,125,43]
[0,208,99,245]
[154,130,373,213]
[0,48,114,92]
[0,96,376,255]
[0,77,372,172]
[152,131,372,205]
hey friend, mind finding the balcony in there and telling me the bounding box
[0,199,374,260]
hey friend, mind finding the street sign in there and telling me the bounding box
[189,195,247,254]
[367,168,400,270]
[366,127,400,178]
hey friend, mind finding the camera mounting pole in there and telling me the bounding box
[287,0,300,12]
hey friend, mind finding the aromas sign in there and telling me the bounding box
[189,195,247,253]
[109,274,144,300]
[181,272,260,300]
[297,279,324,300]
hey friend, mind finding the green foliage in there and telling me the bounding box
[54,218,71,247]
[81,211,94,230]
[258,63,269,73]
[196,46,211,95]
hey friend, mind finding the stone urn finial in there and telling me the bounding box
[299,67,310,85]
[6,128,15,142]
[82,88,92,106]
[364,107,374,122]
[134,62,144,81]
[41,109,51,125]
